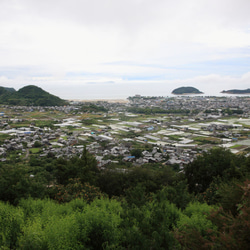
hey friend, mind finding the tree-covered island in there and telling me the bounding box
[221,88,250,94]
[172,86,204,95]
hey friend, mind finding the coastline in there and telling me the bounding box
[68,99,129,103]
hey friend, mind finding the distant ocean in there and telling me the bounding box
[46,81,250,101]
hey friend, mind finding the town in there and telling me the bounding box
[0,95,249,170]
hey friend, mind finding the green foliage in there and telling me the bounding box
[81,118,98,125]
[0,85,67,106]
[18,198,76,249]
[124,183,152,207]
[222,88,250,94]
[18,197,123,249]
[0,133,11,144]
[127,106,190,114]
[172,86,203,94]
[18,217,47,250]
[0,131,249,249]
[130,148,142,158]
[54,147,99,185]
[177,208,216,234]
[121,199,181,249]
[53,178,105,203]
[76,198,123,249]
[81,103,108,113]
[174,202,218,248]
[154,181,192,210]
[0,164,46,205]
[0,86,15,95]
[45,214,80,250]
[19,198,53,220]
[0,176,249,249]
[98,170,127,197]
[33,140,42,148]
[185,147,244,194]
[198,179,220,205]
[126,167,160,193]
[175,180,250,249]
[222,108,243,115]
[34,120,56,128]
[0,201,24,249]
[216,179,245,216]
[98,165,177,200]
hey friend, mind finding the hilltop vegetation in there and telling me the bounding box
[0,85,67,106]
[172,86,203,95]
[221,88,250,94]
[0,87,15,93]
[0,146,250,249]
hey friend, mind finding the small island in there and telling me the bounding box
[171,86,203,95]
[221,89,250,95]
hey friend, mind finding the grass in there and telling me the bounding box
[193,136,221,145]
[230,145,249,150]
[230,144,241,149]
[29,148,41,154]
[168,135,182,141]
[0,133,12,143]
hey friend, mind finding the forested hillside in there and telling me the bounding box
[0,85,67,106]
[0,147,249,249]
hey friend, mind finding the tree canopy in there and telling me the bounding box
[0,85,67,106]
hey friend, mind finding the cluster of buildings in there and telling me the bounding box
[0,95,249,168]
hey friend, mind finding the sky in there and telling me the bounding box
[0,0,250,100]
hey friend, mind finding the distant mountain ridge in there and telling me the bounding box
[172,86,203,95]
[0,85,67,106]
[221,89,250,94]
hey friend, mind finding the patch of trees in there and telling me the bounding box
[0,85,67,106]
[127,107,190,114]
[80,103,108,113]
[0,147,250,248]
[222,108,244,115]
[172,86,203,95]
[221,88,250,94]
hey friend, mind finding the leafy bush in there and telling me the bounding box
[53,178,105,203]
[176,202,217,234]
[18,197,123,249]
[75,198,123,249]
[0,202,24,249]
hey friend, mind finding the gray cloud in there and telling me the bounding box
[0,0,250,99]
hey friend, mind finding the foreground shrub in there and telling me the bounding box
[0,201,24,249]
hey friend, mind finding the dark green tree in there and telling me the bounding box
[185,148,244,194]
[0,164,46,205]
[54,146,98,185]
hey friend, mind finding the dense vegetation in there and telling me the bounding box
[0,85,67,106]
[127,107,191,114]
[80,103,108,113]
[172,86,203,95]
[221,88,250,94]
[0,146,250,249]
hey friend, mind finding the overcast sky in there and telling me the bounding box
[0,0,250,99]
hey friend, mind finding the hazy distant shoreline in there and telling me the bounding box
[68,99,129,103]
[67,93,250,103]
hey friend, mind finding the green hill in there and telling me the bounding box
[172,86,203,95]
[221,89,250,94]
[0,87,16,95]
[0,85,67,106]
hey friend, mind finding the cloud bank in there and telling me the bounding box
[0,0,250,99]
